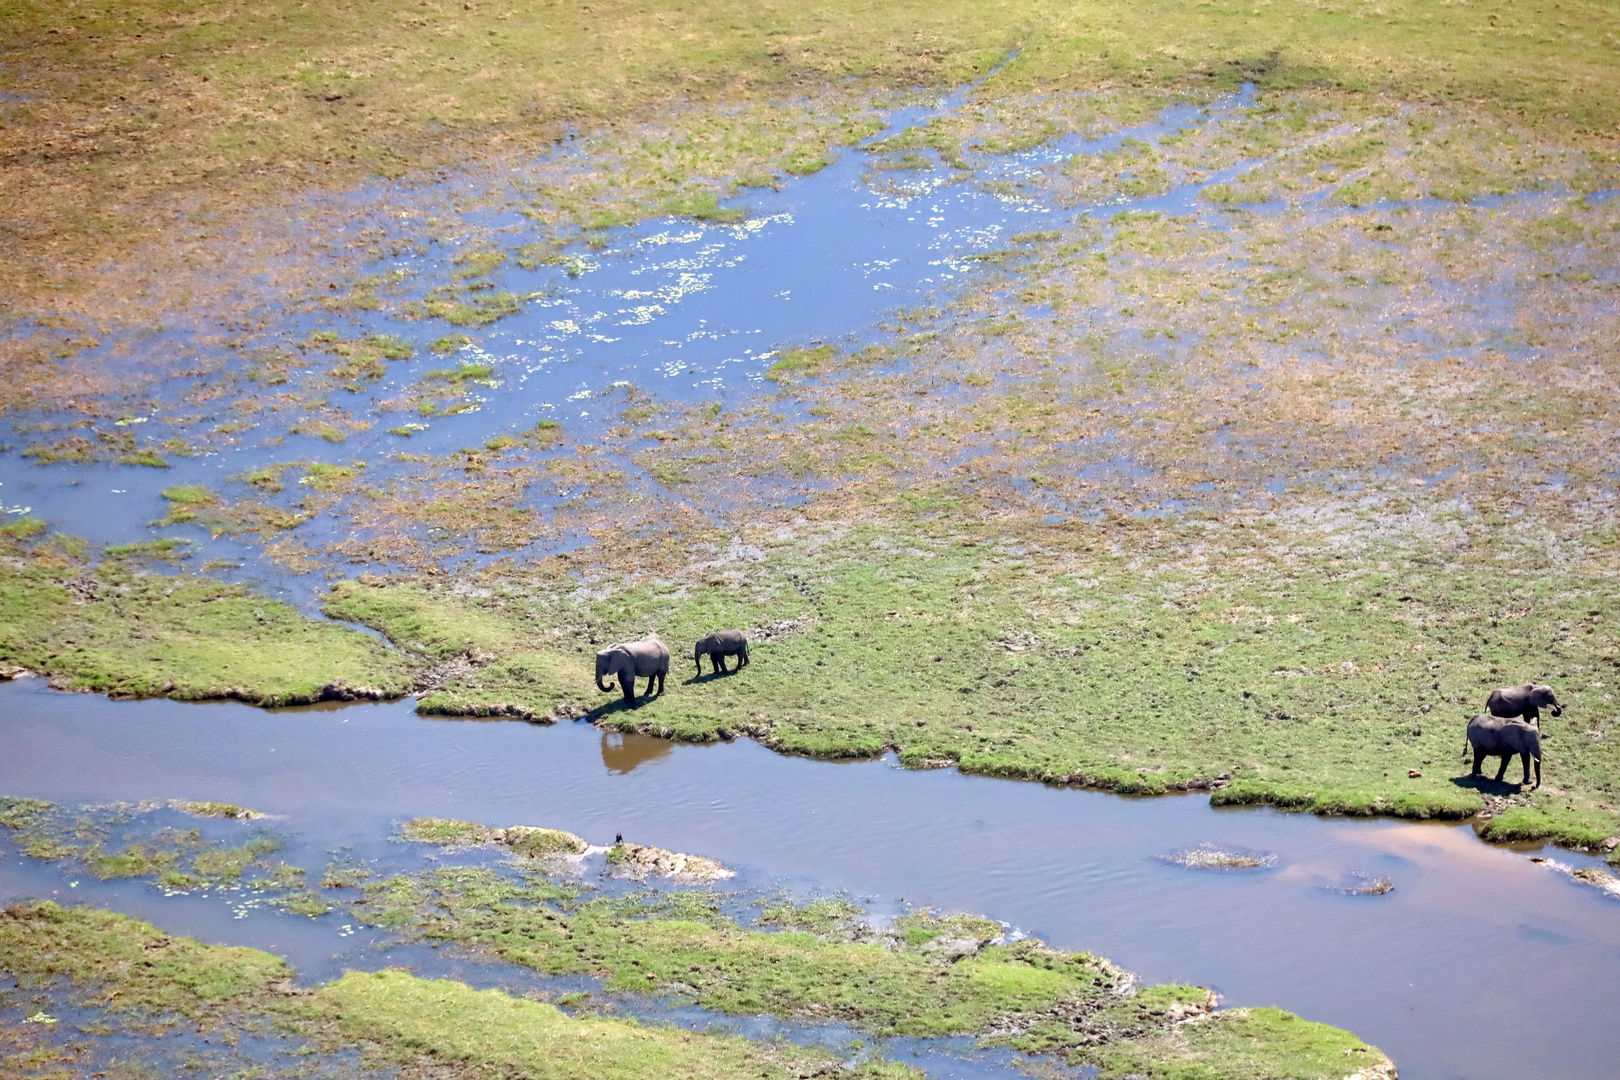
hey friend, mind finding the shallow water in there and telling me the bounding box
[0,81,1266,574]
[1,678,1617,1080]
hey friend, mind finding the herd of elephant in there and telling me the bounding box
[1465,683,1563,790]
[593,630,748,706]
[597,631,1559,790]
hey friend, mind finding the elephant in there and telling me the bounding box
[1486,683,1561,726]
[694,629,749,675]
[595,633,669,707]
[1463,712,1541,788]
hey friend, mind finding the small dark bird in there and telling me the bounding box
[615,833,623,844]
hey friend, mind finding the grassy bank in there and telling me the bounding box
[0,524,412,704]
[322,517,1620,851]
[0,901,913,1080]
[5,0,1618,323]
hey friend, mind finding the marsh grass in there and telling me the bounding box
[323,516,1620,847]
[0,530,412,705]
[334,841,1390,1076]
[7,0,1620,326]
[0,902,919,1080]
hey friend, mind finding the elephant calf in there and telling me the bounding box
[595,633,669,708]
[1486,683,1561,726]
[694,629,749,675]
[1464,712,1541,789]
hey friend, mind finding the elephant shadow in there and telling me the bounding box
[1449,774,1529,796]
[684,670,735,687]
[584,687,665,719]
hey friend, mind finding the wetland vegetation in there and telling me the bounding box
[6,1,1620,1075]
[0,801,1397,1079]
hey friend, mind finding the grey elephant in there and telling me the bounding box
[1486,683,1561,726]
[694,629,749,675]
[595,633,669,708]
[1463,712,1541,788]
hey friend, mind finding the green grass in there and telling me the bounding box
[323,969,915,1080]
[1091,1005,1396,1080]
[11,0,1619,318]
[0,903,919,1080]
[1477,804,1620,849]
[320,521,1620,843]
[346,856,1391,1076]
[0,902,292,1019]
[0,529,412,705]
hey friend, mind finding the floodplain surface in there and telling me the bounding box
[5,2,1620,1079]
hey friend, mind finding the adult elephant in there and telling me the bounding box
[1486,683,1561,726]
[595,633,669,708]
[694,629,749,675]
[1463,713,1541,788]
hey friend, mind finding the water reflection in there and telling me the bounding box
[600,730,674,774]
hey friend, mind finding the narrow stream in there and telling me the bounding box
[1,678,1616,1080]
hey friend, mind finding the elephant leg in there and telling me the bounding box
[1471,749,1484,776]
[1520,752,1532,786]
[739,648,749,668]
[1493,755,1509,782]
[620,672,636,707]
[716,654,728,674]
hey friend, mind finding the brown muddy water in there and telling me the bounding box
[2,679,1618,1080]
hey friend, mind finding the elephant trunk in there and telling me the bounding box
[596,672,615,693]
[1533,756,1542,789]
[1551,704,1563,717]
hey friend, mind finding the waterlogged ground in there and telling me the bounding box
[6,26,1620,1080]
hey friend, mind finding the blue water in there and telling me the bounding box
[2,679,1618,1080]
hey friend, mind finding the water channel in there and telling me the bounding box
[2,677,1617,1080]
